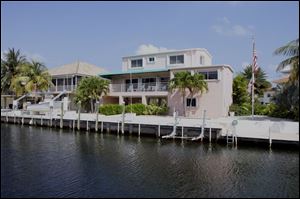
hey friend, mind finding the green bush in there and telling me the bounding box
[229,103,251,116]
[99,103,169,116]
[125,103,147,115]
[143,104,169,115]
[99,104,123,115]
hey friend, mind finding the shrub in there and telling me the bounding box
[99,103,169,116]
[99,104,123,115]
[229,103,251,116]
[125,103,147,115]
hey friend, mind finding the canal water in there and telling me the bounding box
[1,123,299,198]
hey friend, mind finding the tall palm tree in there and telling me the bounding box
[186,73,208,110]
[75,76,109,113]
[11,60,53,100]
[1,48,27,94]
[273,38,299,84]
[169,71,191,117]
[241,65,272,96]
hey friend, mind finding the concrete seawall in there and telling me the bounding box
[1,110,299,147]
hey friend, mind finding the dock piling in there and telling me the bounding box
[158,124,160,137]
[60,102,64,129]
[95,102,99,132]
[77,101,81,130]
[209,128,212,143]
[138,123,141,136]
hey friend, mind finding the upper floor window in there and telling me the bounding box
[197,70,218,80]
[186,98,196,107]
[170,55,184,64]
[200,56,204,65]
[148,57,155,63]
[131,59,143,68]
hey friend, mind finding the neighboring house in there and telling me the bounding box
[47,61,107,110]
[99,48,233,119]
[258,87,276,105]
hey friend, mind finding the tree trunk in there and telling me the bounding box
[90,99,94,113]
[183,92,186,117]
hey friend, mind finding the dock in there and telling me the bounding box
[1,110,299,147]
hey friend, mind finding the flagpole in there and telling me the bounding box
[251,37,255,120]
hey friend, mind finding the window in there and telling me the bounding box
[200,56,204,65]
[267,93,271,98]
[186,98,196,107]
[126,79,138,91]
[148,57,155,63]
[197,71,218,80]
[131,59,143,68]
[170,55,184,64]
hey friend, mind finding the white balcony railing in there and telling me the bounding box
[48,85,77,92]
[110,82,168,92]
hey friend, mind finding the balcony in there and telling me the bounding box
[110,82,168,92]
[48,85,77,92]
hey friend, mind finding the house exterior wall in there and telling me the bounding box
[122,48,212,71]
[101,48,233,119]
[167,66,233,119]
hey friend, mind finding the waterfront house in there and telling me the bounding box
[47,61,107,110]
[99,48,233,118]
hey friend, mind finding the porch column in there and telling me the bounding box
[56,79,58,92]
[119,96,124,105]
[142,95,147,105]
[71,76,73,91]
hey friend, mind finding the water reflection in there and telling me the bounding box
[1,123,299,198]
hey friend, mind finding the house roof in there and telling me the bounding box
[272,75,290,84]
[48,61,107,76]
[99,68,169,79]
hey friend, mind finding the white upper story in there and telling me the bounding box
[122,48,212,71]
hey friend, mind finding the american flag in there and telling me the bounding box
[248,40,259,93]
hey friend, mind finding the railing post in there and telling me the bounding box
[77,101,81,130]
[60,102,64,129]
[121,101,125,134]
[95,102,99,132]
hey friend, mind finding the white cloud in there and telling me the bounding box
[24,51,46,62]
[1,50,46,63]
[1,50,8,59]
[226,1,241,6]
[242,62,250,68]
[136,44,174,55]
[211,17,253,37]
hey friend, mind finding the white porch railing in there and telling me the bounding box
[110,82,168,92]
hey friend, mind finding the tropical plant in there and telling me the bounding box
[75,76,109,113]
[273,38,299,84]
[169,71,190,116]
[241,65,272,96]
[269,82,299,120]
[1,48,27,94]
[99,104,123,115]
[10,61,53,100]
[186,73,208,109]
[230,74,251,115]
[169,71,208,116]
[232,75,250,105]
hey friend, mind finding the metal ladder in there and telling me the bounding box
[226,130,235,144]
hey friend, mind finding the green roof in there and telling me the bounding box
[99,68,169,78]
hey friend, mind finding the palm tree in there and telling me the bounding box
[169,71,191,117]
[75,76,109,113]
[241,65,272,96]
[11,60,53,101]
[169,71,208,117]
[1,48,27,94]
[273,38,299,84]
[186,73,208,110]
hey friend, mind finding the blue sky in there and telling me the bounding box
[1,1,299,80]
